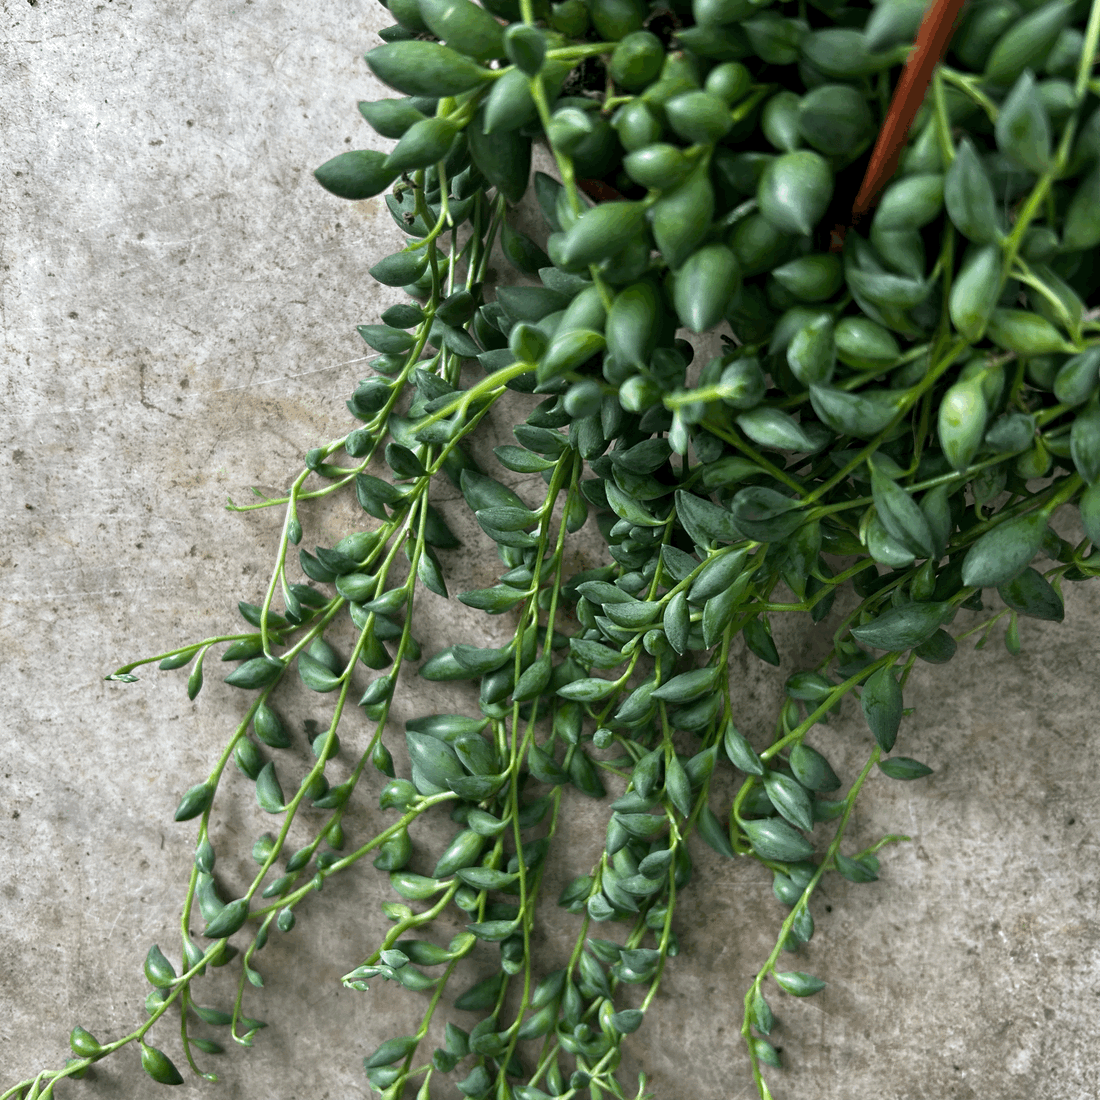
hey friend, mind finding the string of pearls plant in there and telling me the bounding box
[7,0,1099,1097]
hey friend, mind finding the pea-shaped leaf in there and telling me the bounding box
[772,253,842,303]
[433,829,487,878]
[70,1025,103,1057]
[761,90,801,152]
[725,724,765,774]
[864,0,929,50]
[878,756,933,780]
[314,150,398,201]
[797,84,874,156]
[745,616,781,665]
[949,243,1001,342]
[785,671,832,703]
[384,116,459,173]
[850,601,951,650]
[938,379,988,471]
[736,407,827,454]
[223,656,284,690]
[961,511,1047,588]
[358,98,427,140]
[734,8,799,60]
[983,0,1073,88]
[686,547,744,601]
[203,897,249,939]
[740,817,815,862]
[365,1034,419,1070]
[763,772,815,832]
[675,490,745,547]
[141,1042,184,1085]
[405,730,465,795]
[800,27,893,77]
[787,314,835,385]
[697,804,737,858]
[861,665,902,751]
[809,384,905,439]
[774,970,826,997]
[916,627,957,666]
[606,280,660,369]
[998,567,1064,621]
[252,703,291,749]
[254,762,285,814]
[664,753,693,818]
[144,945,177,989]
[1071,399,1100,484]
[995,71,1052,173]
[729,486,804,541]
[1053,346,1100,407]
[297,651,342,693]
[365,41,493,97]
[845,267,931,310]
[834,315,901,367]
[757,151,834,236]
[673,244,742,333]
[528,744,569,786]
[538,328,606,382]
[867,515,916,568]
[557,677,619,702]
[467,114,531,203]
[944,138,1002,244]
[557,201,649,269]
[174,781,214,822]
[666,90,734,145]
[663,590,691,655]
[750,986,775,1034]
[1063,166,1100,251]
[985,309,1074,356]
[652,667,717,703]
[870,461,935,559]
[420,0,505,61]
[789,743,840,791]
[651,163,715,269]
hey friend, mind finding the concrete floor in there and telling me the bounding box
[2,3,1099,1099]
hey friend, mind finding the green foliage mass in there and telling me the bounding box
[10,0,1100,1098]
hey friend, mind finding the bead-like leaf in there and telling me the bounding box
[651,668,717,703]
[995,71,1052,173]
[174,782,213,822]
[774,970,826,997]
[789,743,840,792]
[861,666,903,752]
[202,898,249,939]
[944,138,1001,244]
[998,567,1064,622]
[297,651,342,693]
[851,602,951,650]
[763,772,815,832]
[870,461,934,559]
[740,817,815,862]
[143,945,177,989]
[405,731,465,794]
[223,656,284,690]
[725,724,765,775]
[836,853,878,882]
[878,756,934,780]
[961,512,1047,589]
[254,762,285,813]
[697,805,737,858]
[140,1043,184,1085]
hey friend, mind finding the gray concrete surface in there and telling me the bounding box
[2,3,1098,1099]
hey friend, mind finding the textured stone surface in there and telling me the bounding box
[2,3,1099,1099]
